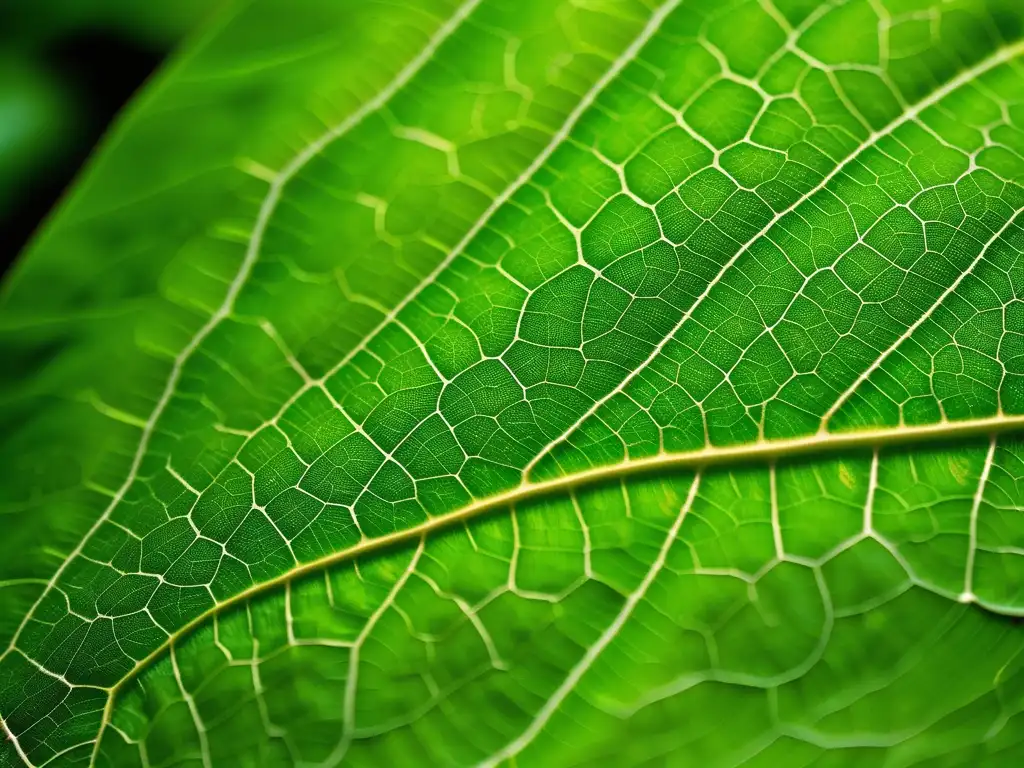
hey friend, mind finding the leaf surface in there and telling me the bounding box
[3,0,1024,765]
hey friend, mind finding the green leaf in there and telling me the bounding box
[3,0,1024,765]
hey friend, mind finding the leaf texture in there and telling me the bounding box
[3,0,1024,765]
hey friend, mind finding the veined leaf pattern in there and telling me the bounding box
[3,0,1024,765]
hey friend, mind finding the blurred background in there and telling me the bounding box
[0,0,225,278]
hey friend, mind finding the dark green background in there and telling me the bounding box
[0,0,221,272]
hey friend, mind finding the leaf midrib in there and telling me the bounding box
[100,412,1024,706]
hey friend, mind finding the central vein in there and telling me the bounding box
[104,412,1024,704]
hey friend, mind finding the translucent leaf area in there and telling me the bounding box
[3,0,1024,765]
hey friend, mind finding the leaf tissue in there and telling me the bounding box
[3,0,1024,765]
